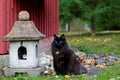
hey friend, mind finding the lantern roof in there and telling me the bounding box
[2,11,45,41]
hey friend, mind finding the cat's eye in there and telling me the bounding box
[55,41,57,43]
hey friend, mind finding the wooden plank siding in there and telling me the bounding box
[0,0,59,54]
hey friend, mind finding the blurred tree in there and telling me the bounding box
[81,0,102,35]
[59,0,120,33]
[59,0,84,31]
[59,0,72,31]
[95,0,120,31]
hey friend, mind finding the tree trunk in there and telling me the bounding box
[65,23,70,31]
[91,16,96,35]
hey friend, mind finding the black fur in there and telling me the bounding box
[51,34,87,75]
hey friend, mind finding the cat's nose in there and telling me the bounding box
[56,49,58,51]
[57,44,60,46]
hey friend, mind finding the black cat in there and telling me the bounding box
[51,34,87,75]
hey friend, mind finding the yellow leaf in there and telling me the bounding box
[64,75,70,78]
[51,72,56,76]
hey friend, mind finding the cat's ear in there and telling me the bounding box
[61,34,65,39]
[61,34,64,37]
[53,34,58,40]
[53,34,57,38]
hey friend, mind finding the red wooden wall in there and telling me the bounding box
[0,0,59,54]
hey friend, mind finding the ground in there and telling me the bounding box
[0,31,120,80]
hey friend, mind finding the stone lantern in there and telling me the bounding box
[2,11,45,76]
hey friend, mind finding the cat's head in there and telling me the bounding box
[52,34,68,49]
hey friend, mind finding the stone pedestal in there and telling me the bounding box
[3,67,45,77]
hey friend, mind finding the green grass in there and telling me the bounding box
[0,31,120,80]
[0,74,87,80]
[90,63,120,80]
[1,64,120,80]
[60,31,120,55]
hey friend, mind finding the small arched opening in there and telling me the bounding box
[18,46,27,60]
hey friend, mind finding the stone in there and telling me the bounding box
[91,59,96,64]
[87,68,101,76]
[85,65,91,70]
[18,11,30,21]
[96,65,107,69]
[106,61,113,66]
[85,59,92,65]
[75,52,86,58]
[95,58,107,65]
[86,54,93,59]
[2,21,45,41]
[108,53,119,61]
[98,53,105,57]
[80,65,88,74]
[9,41,39,68]
[37,37,54,57]
[39,53,53,67]
[93,54,100,59]
[43,68,53,75]
[0,55,9,68]
[3,67,45,77]
[39,53,54,75]
[39,57,51,67]
[84,59,95,65]
[2,11,46,77]
[38,38,51,54]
